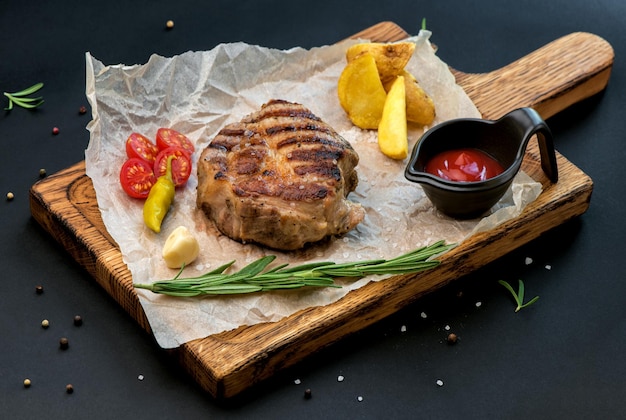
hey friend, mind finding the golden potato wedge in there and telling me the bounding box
[402,70,436,125]
[378,76,408,159]
[384,70,436,126]
[337,52,387,129]
[346,42,416,84]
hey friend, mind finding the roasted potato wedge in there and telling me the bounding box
[346,42,416,84]
[384,70,436,126]
[337,52,387,129]
[378,76,408,159]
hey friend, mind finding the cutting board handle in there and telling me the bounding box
[452,32,614,119]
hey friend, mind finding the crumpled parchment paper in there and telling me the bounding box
[84,30,542,349]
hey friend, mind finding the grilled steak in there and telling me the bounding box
[196,99,365,250]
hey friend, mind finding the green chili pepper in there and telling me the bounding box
[143,156,175,233]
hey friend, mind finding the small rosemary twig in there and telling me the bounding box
[498,279,539,312]
[4,82,44,111]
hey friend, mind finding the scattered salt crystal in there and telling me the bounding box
[545,265,552,270]
[357,396,364,402]
[343,237,350,243]
[137,375,144,381]
[337,375,345,382]
[444,325,450,331]
[475,301,482,308]
[294,379,301,385]
[525,257,533,265]
[400,325,407,332]
[436,379,444,387]
[420,312,428,319]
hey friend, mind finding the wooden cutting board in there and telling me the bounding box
[29,22,614,399]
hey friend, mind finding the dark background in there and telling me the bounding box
[1,1,624,418]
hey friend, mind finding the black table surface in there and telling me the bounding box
[2,1,624,418]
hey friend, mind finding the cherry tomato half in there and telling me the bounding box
[119,158,157,199]
[156,128,194,155]
[154,147,192,187]
[126,132,159,164]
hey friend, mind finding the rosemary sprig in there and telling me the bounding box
[4,82,44,110]
[498,279,539,312]
[134,240,454,297]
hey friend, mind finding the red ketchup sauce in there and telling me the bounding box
[425,148,504,182]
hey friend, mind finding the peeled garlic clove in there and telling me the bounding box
[162,226,200,268]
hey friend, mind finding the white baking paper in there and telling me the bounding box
[84,30,542,349]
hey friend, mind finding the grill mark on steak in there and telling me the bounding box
[234,146,266,175]
[265,122,330,136]
[243,99,322,122]
[233,178,329,201]
[276,134,349,152]
[293,163,341,182]
[288,147,344,163]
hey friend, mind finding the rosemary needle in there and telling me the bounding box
[134,240,454,297]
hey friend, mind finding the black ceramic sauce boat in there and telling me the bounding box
[404,107,559,219]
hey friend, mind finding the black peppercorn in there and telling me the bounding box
[446,333,458,345]
[304,388,312,399]
[66,384,74,394]
[59,337,69,350]
[35,285,44,294]
[73,315,83,326]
